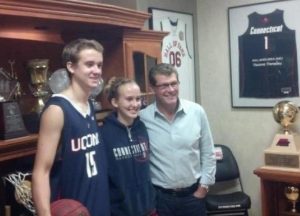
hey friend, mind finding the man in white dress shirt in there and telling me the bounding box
[140,63,216,216]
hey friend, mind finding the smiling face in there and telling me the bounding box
[67,48,103,90]
[111,82,142,126]
[152,73,179,110]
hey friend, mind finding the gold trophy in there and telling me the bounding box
[285,186,299,213]
[264,101,300,170]
[27,59,49,113]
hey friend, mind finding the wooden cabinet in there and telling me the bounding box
[123,30,165,104]
[100,29,166,108]
[0,0,165,158]
[0,0,166,111]
[254,167,300,216]
[0,1,165,213]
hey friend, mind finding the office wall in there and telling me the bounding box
[116,0,300,214]
[98,0,200,100]
[87,0,297,215]
[139,0,268,214]
[138,1,266,215]
[101,0,137,9]
[138,0,199,101]
[197,0,300,215]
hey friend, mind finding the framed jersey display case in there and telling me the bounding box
[229,0,300,107]
[149,8,195,101]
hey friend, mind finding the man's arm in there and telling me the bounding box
[194,108,216,198]
[32,105,64,216]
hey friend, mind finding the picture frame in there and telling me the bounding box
[148,7,196,101]
[228,0,300,108]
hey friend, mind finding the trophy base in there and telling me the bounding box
[0,101,28,140]
[31,97,45,114]
[264,134,300,170]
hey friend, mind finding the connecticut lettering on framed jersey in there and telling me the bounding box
[149,8,195,101]
[229,0,300,107]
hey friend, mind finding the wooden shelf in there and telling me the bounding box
[0,134,38,162]
[0,0,151,44]
[254,167,300,183]
[0,0,164,162]
[254,167,300,216]
[0,0,150,29]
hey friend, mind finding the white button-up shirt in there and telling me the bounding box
[140,99,216,189]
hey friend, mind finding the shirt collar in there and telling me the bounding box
[153,98,187,118]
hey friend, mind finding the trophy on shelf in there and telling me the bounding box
[90,78,104,112]
[285,185,299,213]
[0,65,28,139]
[48,68,104,111]
[48,68,70,94]
[27,59,49,113]
[264,100,300,170]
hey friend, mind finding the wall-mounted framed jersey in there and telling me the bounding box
[149,7,195,102]
[229,0,300,107]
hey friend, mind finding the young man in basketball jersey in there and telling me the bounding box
[32,39,110,216]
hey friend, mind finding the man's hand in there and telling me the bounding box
[193,185,208,198]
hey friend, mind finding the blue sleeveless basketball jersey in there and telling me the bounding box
[239,9,298,98]
[45,96,110,216]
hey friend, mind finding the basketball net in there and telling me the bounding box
[4,172,36,214]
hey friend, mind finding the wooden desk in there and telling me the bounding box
[254,167,300,216]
